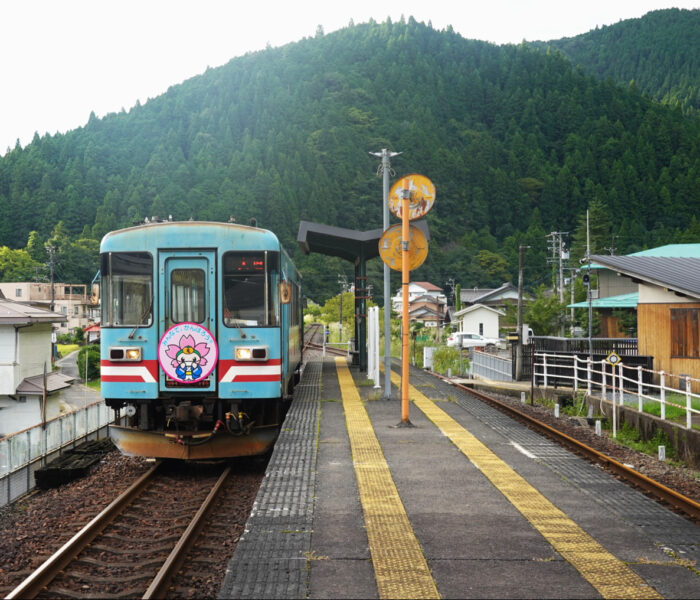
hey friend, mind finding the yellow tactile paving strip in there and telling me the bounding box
[388,369,663,599]
[335,358,440,599]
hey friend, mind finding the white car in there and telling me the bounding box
[446,332,504,350]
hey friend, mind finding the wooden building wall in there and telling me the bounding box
[599,313,629,338]
[638,302,700,386]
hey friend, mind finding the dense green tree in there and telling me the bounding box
[0,247,40,282]
[25,231,46,263]
[524,285,567,335]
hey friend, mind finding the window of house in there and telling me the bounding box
[671,308,699,358]
[15,288,22,297]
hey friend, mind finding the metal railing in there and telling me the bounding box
[0,400,113,507]
[471,350,513,382]
[534,352,700,431]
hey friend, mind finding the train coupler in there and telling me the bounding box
[225,411,253,436]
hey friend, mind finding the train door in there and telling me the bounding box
[158,251,217,392]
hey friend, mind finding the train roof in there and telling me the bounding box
[101,220,282,253]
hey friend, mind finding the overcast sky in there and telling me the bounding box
[1,0,697,155]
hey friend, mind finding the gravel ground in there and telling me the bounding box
[0,451,152,596]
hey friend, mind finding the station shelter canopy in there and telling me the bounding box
[297,220,430,371]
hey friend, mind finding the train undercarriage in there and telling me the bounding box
[107,397,291,460]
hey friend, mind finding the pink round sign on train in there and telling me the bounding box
[158,323,218,383]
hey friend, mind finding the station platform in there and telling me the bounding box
[218,358,700,599]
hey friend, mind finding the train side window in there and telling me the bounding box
[100,252,153,327]
[171,269,206,323]
[223,252,268,327]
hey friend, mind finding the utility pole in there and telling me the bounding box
[546,231,568,336]
[45,243,56,312]
[586,211,592,357]
[370,148,401,400]
[516,245,529,380]
[570,268,576,336]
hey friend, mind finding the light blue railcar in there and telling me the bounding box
[99,220,301,459]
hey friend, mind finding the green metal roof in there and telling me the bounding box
[568,292,638,309]
[630,244,700,258]
[584,244,700,270]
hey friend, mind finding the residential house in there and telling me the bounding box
[454,303,504,339]
[460,282,519,310]
[588,254,700,387]
[0,282,96,336]
[0,293,72,436]
[407,294,447,328]
[573,244,700,338]
[83,323,101,344]
[392,282,446,313]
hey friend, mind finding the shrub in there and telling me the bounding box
[432,346,467,376]
[76,345,100,380]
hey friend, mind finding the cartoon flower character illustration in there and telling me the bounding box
[165,335,211,381]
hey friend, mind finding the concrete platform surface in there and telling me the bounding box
[219,359,700,599]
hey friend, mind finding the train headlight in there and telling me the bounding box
[235,346,268,361]
[109,346,142,361]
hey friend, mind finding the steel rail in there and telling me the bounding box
[143,466,232,599]
[429,371,700,522]
[6,462,161,599]
[303,323,323,352]
[306,341,348,356]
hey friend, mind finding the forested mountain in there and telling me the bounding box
[534,8,700,115]
[1,12,699,302]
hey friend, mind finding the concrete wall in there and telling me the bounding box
[18,323,53,382]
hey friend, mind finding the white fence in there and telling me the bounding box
[534,352,700,430]
[0,400,113,507]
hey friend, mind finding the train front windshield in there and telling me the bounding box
[101,252,153,327]
[223,252,279,327]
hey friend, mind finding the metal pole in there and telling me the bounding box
[400,178,411,425]
[586,210,593,357]
[516,245,526,380]
[371,148,400,400]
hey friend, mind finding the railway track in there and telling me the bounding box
[303,322,323,352]
[303,322,348,357]
[7,461,262,599]
[425,368,700,522]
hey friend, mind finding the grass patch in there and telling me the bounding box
[641,393,700,421]
[415,383,436,390]
[356,379,376,387]
[612,423,676,460]
[56,344,79,357]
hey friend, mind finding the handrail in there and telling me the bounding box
[533,352,700,429]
